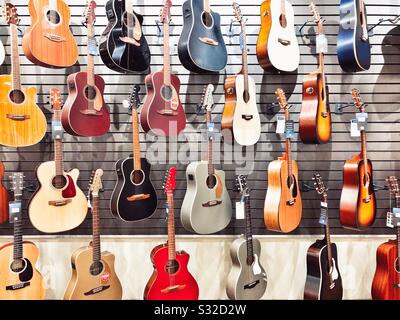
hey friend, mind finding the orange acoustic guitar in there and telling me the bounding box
[23,0,78,68]
[372,176,400,300]
[264,88,302,233]
[299,2,331,145]
[339,89,376,230]
[0,3,47,148]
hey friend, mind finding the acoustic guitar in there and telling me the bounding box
[339,88,376,230]
[61,0,110,137]
[221,3,261,146]
[337,0,371,72]
[178,0,227,73]
[226,175,267,300]
[140,0,186,137]
[299,2,331,145]
[99,0,151,73]
[372,176,400,300]
[256,0,300,72]
[144,167,199,300]
[110,85,157,221]
[22,0,78,68]
[64,169,123,300]
[264,88,302,233]
[29,88,88,233]
[0,173,46,300]
[0,162,9,225]
[304,174,343,300]
[0,3,46,148]
[181,84,232,234]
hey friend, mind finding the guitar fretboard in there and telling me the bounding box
[54,109,64,177]
[167,193,176,262]
[92,196,101,263]
[13,215,23,261]
[132,110,141,171]
[206,110,214,176]
[244,195,254,265]
[10,23,21,91]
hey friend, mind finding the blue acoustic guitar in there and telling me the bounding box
[337,0,371,72]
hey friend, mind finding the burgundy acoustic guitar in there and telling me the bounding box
[61,1,110,137]
[140,0,186,137]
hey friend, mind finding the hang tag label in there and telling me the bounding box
[236,201,245,220]
[88,37,98,56]
[52,121,64,140]
[316,34,328,54]
[285,120,295,139]
[207,122,215,133]
[319,201,328,226]
[350,119,360,137]
[276,115,285,134]
[9,201,21,223]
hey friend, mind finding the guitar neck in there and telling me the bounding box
[10,23,21,91]
[244,195,254,265]
[132,110,141,171]
[241,23,249,94]
[167,193,176,262]
[87,24,95,87]
[206,110,214,176]
[361,129,368,176]
[92,195,101,263]
[322,195,333,272]
[126,0,133,14]
[54,109,64,176]
[163,21,171,87]
[13,199,23,261]
[285,108,293,178]
[280,0,286,16]
[203,0,210,12]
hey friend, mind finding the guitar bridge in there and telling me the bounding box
[286,198,295,206]
[44,33,66,42]
[160,284,186,294]
[244,280,260,290]
[278,38,291,46]
[202,200,222,207]
[6,114,30,121]
[79,109,103,116]
[363,197,371,203]
[242,115,253,121]
[48,199,72,207]
[321,111,329,118]
[157,109,178,116]
[198,37,219,46]
[127,194,150,202]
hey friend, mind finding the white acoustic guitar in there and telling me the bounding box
[28,89,88,233]
[232,3,261,147]
[181,84,232,234]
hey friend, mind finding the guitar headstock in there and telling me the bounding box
[128,85,141,111]
[10,172,24,199]
[163,167,177,197]
[83,0,97,26]
[313,173,328,201]
[50,88,63,111]
[275,88,289,111]
[3,2,19,25]
[200,84,215,113]
[89,169,103,198]
[351,88,366,113]
[310,2,323,31]
[160,0,172,24]
[232,2,244,24]
[387,176,399,196]
[233,175,249,197]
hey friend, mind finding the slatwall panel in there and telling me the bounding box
[0,0,398,236]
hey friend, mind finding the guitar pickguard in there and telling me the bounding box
[62,175,77,199]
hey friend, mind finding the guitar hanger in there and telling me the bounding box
[368,15,400,36]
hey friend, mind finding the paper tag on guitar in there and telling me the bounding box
[88,37,98,56]
[316,34,328,54]
[52,121,64,140]
[235,201,245,220]
[9,201,21,222]
[356,112,368,131]
[350,119,360,137]
[276,115,285,134]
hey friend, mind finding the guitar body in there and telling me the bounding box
[144,244,199,300]
[232,75,261,146]
[372,240,400,300]
[178,0,227,73]
[61,71,110,137]
[110,157,157,221]
[0,241,45,300]
[22,0,78,68]
[264,158,302,233]
[99,0,151,73]
[140,71,186,137]
[299,71,331,144]
[28,161,88,233]
[0,75,46,147]
[339,154,376,230]
[337,0,371,72]
[221,75,237,136]
[257,0,299,72]
[64,246,122,300]
[181,161,232,234]
[226,237,267,300]
[0,162,9,225]
[304,240,343,300]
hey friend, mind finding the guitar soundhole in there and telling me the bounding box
[9,89,25,104]
[131,170,145,186]
[85,86,97,101]
[206,175,217,189]
[52,175,67,190]
[202,11,213,28]
[165,260,179,274]
[161,85,173,101]
[243,90,250,104]
[90,261,104,276]
[287,175,298,197]
[362,172,371,188]
[279,14,287,28]
[11,259,26,273]
[46,10,61,24]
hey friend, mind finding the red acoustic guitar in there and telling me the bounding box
[0,162,9,225]
[140,0,186,137]
[339,88,376,230]
[144,167,199,300]
[61,0,110,137]
[372,176,400,300]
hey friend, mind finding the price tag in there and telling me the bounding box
[319,201,328,226]
[239,33,245,51]
[276,115,285,134]
[316,34,328,54]
[52,120,64,140]
[388,208,400,228]
[235,201,245,220]
[285,120,295,139]
[350,119,360,137]
[356,112,368,131]
[207,122,215,133]
[9,201,21,223]
[88,37,98,56]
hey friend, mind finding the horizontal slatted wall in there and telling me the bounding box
[0,0,399,236]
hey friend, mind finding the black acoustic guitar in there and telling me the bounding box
[304,174,343,300]
[110,85,157,221]
[99,0,151,73]
[178,0,227,73]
